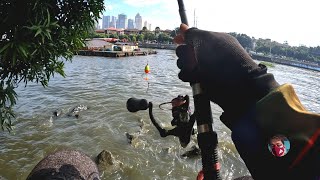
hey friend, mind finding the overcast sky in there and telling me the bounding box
[102,0,319,47]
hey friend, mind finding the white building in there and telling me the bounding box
[144,21,148,29]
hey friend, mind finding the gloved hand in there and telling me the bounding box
[174,24,279,129]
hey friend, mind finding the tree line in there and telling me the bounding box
[228,32,320,63]
[89,28,320,63]
[88,26,174,43]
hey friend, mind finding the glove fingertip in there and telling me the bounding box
[177,58,183,69]
[176,45,189,57]
[178,70,200,83]
[184,27,200,45]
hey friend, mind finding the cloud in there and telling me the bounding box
[105,5,113,11]
[123,0,163,7]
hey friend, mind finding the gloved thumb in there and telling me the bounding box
[173,24,189,44]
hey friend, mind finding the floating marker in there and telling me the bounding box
[145,64,150,74]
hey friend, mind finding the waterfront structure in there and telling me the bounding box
[102,16,110,29]
[85,39,112,49]
[128,19,135,29]
[124,29,140,35]
[135,13,142,30]
[117,14,127,29]
[105,27,124,35]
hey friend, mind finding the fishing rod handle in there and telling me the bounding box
[126,98,149,112]
[194,93,221,180]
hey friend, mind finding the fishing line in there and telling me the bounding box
[144,60,150,93]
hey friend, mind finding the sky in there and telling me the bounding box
[101,0,320,47]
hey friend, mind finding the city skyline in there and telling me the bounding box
[102,0,320,47]
[100,13,152,30]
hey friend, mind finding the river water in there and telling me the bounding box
[0,50,319,180]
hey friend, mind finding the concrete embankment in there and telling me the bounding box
[138,43,177,50]
[77,50,157,57]
[251,54,320,72]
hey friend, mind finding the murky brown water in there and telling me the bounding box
[0,50,319,180]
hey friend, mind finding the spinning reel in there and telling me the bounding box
[127,95,196,148]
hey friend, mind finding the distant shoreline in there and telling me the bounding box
[251,53,320,72]
[122,42,320,72]
[138,43,176,50]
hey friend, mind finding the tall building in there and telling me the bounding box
[95,20,100,29]
[135,13,142,30]
[128,19,134,29]
[144,21,148,29]
[102,16,110,29]
[117,13,127,29]
[148,24,151,31]
[110,16,117,28]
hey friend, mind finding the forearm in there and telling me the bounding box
[230,84,320,179]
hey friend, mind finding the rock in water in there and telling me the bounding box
[53,109,63,117]
[181,145,201,158]
[96,150,114,166]
[125,132,135,144]
[27,150,100,180]
[67,105,88,118]
[96,150,123,172]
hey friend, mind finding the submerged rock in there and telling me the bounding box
[96,150,123,172]
[139,119,145,129]
[161,146,174,155]
[53,109,63,117]
[51,105,88,119]
[125,132,136,144]
[181,145,201,158]
[96,150,114,166]
[67,105,88,118]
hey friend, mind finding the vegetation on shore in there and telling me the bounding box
[89,27,320,64]
[88,26,174,44]
[228,32,320,63]
[0,0,104,130]
[260,61,275,68]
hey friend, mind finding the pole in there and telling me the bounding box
[176,1,221,179]
[177,0,188,25]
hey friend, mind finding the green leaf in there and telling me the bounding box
[0,43,11,54]
[35,28,42,37]
[0,0,105,131]
[17,45,28,58]
[46,9,51,26]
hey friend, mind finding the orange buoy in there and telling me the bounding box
[144,64,150,74]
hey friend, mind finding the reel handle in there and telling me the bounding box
[126,98,149,112]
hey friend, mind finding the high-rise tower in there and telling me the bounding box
[102,16,110,29]
[110,16,117,28]
[118,14,127,29]
[135,13,142,30]
[128,19,135,29]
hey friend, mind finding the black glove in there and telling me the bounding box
[176,27,279,129]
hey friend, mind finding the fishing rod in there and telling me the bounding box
[177,0,221,179]
[127,1,221,179]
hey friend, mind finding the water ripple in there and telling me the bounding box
[0,50,319,179]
